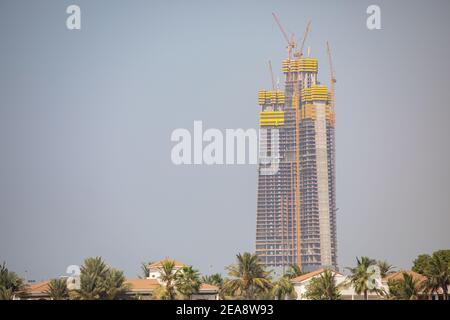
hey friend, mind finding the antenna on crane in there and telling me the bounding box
[272,12,296,60]
[268,60,276,90]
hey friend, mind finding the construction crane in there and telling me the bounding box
[272,12,296,60]
[327,42,337,259]
[294,20,311,58]
[268,60,276,90]
[326,41,337,113]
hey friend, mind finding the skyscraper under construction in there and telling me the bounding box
[255,17,337,272]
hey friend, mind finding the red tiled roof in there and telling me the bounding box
[384,270,427,283]
[199,283,219,292]
[125,278,160,292]
[291,268,344,283]
[148,258,186,269]
[27,281,50,294]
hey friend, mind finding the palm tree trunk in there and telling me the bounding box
[364,290,368,300]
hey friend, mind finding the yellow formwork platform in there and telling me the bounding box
[260,111,285,127]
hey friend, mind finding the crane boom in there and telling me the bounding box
[272,12,296,59]
[268,60,276,90]
[272,12,290,44]
[326,41,337,112]
[296,20,311,57]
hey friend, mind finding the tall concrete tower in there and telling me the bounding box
[255,50,337,272]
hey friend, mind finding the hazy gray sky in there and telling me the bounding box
[0,0,449,281]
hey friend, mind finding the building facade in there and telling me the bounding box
[256,51,337,272]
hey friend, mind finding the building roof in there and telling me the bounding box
[19,281,51,297]
[199,283,219,292]
[125,278,160,292]
[383,270,427,283]
[28,281,50,293]
[125,279,218,294]
[383,270,437,294]
[291,268,344,283]
[22,278,217,295]
[148,258,186,269]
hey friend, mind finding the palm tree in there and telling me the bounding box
[140,263,150,279]
[411,250,449,300]
[272,276,297,300]
[176,266,201,299]
[426,254,449,300]
[388,272,424,300]
[304,269,341,300]
[422,274,441,300]
[158,260,178,300]
[104,268,129,300]
[202,273,225,299]
[75,257,109,299]
[284,264,303,279]
[151,285,169,300]
[139,261,153,279]
[73,257,129,300]
[223,253,272,300]
[347,256,383,300]
[0,262,26,300]
[412,254,431,275]
[377,260,395,278]
[202,273,224,287]
[401,273,423,300]
[46,278,69,300]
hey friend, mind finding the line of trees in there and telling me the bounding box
[302,250,449,300]
[0,249,448,300]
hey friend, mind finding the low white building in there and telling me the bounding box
[291,268,385,300]
[147,258,187,282]
[146,258,219,300]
